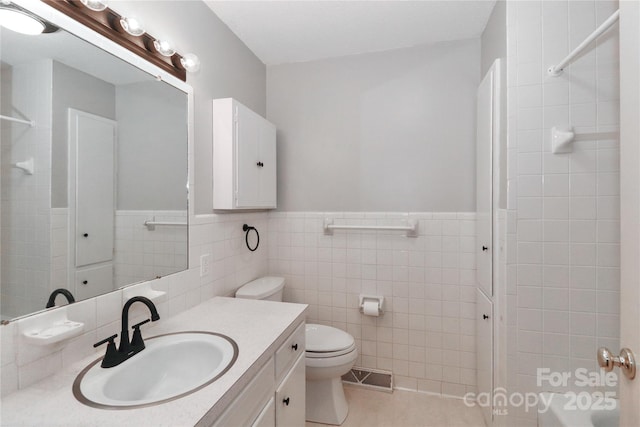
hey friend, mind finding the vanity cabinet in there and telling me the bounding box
[213,98,277,210]
[211,322,305,427]
[275,354,305,426]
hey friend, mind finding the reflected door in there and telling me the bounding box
[69,109,116,299]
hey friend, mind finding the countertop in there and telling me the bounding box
[0,297,307,427]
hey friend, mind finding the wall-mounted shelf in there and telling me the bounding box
[123,282,166,303]
[22,319,84,346]
[551,126,575,154]
[13,157,34,175]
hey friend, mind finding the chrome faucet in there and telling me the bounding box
[93,296,160,368]
[45,288,75,308]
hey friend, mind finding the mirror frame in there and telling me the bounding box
[2,0,194,323]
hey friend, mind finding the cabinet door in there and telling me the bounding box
[258,119,277,207]
[275,354,305,427]
[212,358,275,427]
[252,398,275,427]
[236,103,261,207]
[476,288,493,426]
[74,264,113,301]
[476,67,494,296]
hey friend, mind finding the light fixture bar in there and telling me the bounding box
[42,0,200,81]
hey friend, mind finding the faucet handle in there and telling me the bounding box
[94,334,118,349]
[132,318,151,330]
[131,319,151,349]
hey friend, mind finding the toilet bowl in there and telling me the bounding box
[305,324,358,425]
[235,277,357,426]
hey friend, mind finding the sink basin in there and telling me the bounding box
[73,331,238,409]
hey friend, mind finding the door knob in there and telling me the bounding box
[597,347,636,379]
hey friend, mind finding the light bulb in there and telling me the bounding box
[153,39,175,57]
[80,0,108,12]
[180,53,200,73]
[119,16,144,36]
[0,8,45,35]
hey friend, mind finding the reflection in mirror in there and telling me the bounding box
[1,11,188,321]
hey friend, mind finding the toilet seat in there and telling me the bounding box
[305,323,354,357]
[306,342,357,358]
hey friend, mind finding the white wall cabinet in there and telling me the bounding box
[213,98,277,210]
[211,321,305,427]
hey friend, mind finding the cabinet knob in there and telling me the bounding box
[83,233,89,238]
[291,343,298,351]
[283,397,290,406]
[482,314,489,320]
[256,161,264,167]
[82,280,88,285]
[482,245,488,251]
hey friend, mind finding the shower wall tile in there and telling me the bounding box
[505,0,620,425]
[268,211,476,397]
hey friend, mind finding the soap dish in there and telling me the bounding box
[23,319,84,346]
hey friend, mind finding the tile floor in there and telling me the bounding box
[306,386,486,427]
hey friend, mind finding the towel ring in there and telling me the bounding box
[243,224,260,251]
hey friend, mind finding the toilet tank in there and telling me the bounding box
[235,277,285,301]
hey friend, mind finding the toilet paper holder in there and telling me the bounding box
[359,295,384,315]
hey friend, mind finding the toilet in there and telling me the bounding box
[235,277,357,425]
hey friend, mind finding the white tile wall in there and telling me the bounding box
[114,210,188,287]
[0,212,269,396]
[267,211,476,397]
[1,60,53,319]
[505,1,620,425]
[50,208,68,292]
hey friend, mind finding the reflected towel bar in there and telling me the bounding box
[144,220,187,231]
[0,114,34,127]
[548,9,619,77]
[323,218,418,237]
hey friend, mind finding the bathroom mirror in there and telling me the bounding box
[0,3,189,320]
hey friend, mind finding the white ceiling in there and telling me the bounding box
[205,0,497,65]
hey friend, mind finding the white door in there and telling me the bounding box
[619,1,640,424]
[69,109,116,267]
[476,66,493,297]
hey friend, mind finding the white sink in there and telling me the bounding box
[73,331,238,408]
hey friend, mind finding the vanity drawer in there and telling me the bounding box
[213,358,275,427]
[275,322,305,381]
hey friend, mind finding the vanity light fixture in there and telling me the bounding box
[43,0,201,81]
[118,16,144,37]
[0,3,58,35]
[79,0,107,12]
[153,39,176,57]
[180,53,201,73]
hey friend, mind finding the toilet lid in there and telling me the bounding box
[306,324,354,353]
[235,277,284,300]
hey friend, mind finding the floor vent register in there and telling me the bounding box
[342,367,393,392]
